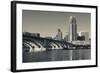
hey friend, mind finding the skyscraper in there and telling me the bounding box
[69,16,77,42]
[54,29,63,41]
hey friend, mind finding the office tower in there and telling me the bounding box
[69,16,77,42]
[54,29,63,41]
[64,32,69,42]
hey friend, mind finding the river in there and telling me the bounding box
[23,49,91,63]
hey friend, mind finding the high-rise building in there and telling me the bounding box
[79,32,89,41]
[54,29,63,41]
[64,32,69,42]
[69,16,77,42]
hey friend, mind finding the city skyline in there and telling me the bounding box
[22,10,91,63]
[22,10,91,38]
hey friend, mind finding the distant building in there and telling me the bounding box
[72,41,90,45]
[77,35,85,41]
[69,16,77,42]
[64,32,69,42]
[23,32,40,37]
[23,32,32,36]
[32,33,40,37]
[54,29,63,41]
[78,32,89,41]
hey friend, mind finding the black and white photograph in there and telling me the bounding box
[11,1,97,72]
[22,10,91,62]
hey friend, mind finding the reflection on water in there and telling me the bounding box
[23,49,91,63]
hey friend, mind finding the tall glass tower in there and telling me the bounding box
[69,16,77,42]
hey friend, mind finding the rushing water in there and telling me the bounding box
[23,49,91,63]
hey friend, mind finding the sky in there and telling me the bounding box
[22,10,91,38]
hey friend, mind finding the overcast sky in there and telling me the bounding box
[22,10,91,38]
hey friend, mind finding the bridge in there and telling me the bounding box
[23,34,90,52]
[23,35,73,52]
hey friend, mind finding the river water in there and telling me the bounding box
[23,49,91,63]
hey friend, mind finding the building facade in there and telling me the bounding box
[69,16,77,42]
[79,32,89,41]
[54,29,63,41]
